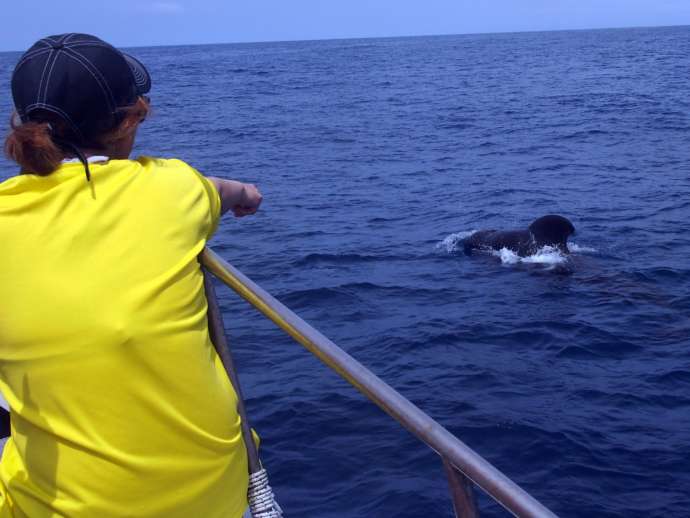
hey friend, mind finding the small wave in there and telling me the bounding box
[648,370,690,386]
[436,231,476,253]
[278,286,364,306]
[294,252,386,266]
[559,129,609,140]
[437,122,474,130]
[278,282,431,307]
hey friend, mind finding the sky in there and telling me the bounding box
[2,0,690,52]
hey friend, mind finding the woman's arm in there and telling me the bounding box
[207,177,263,217]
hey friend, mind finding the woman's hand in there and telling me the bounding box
[208,177,263,217]
[232,183,262,217]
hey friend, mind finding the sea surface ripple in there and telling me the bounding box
[1,26,690,517]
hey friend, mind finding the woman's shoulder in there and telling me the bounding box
[134,156,197,171]
[130,156,212,199]
[132,156,206,185]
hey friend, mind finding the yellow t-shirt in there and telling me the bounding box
[0,157,248,517]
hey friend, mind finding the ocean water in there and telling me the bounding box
[2,26,690,517]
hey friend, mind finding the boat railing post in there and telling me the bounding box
[443,458,479,518]
[203,267,283,517]
[203,268,262,474]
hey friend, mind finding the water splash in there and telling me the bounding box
[436,231,476,253]
[569,243,598,253]
[493,245,568,267]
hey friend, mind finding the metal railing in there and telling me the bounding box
[201,247,559,518]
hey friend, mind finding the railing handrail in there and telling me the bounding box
[201,247,558,518]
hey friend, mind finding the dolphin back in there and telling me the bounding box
[462,215,575,257]
[463,229,533,256]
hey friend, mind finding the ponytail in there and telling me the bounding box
[4,96,151,176]
[4,117,64,175]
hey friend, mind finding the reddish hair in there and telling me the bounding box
[4,97,151,176]
[4,120,62,175]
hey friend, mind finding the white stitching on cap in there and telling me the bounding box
[130,66,144,83]
[41,49,61,104]
[26,102,70,119]
[13,48,52,72]
[66,42,118,52]
[65,40,110,46]
[36,50,55,107]
[63,49,116,112]
[123,55,145,89]
[64,33,78,44]
[17,47,52,61]
[24,102,84,141]
[64,48,117,106]
[69,48,119,106]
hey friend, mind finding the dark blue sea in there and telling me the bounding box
[2,26,690,517]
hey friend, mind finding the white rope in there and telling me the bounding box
[248,468,283,518]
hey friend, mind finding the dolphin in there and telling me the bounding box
[463,215,575,257]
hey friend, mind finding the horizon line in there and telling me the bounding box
[1,22,688,53]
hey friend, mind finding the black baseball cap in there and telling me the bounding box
[11,33,151,144]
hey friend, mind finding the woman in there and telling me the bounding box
[0,33,262,517]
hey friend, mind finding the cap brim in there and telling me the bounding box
[123,53,151,95]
